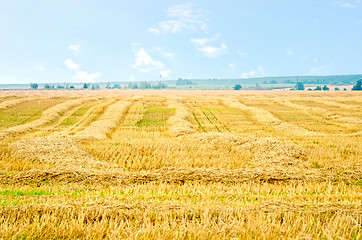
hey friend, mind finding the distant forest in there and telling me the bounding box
[0,74,361,90]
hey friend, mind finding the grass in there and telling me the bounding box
[0,98,67,129]
[60,105,90,126]
[0,91,361,239]
[136,107,175,129]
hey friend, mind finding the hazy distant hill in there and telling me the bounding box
[179,74,362,86]
[0,74,361,89]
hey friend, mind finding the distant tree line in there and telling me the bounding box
[176,78,194,86]
[126,81,167,89]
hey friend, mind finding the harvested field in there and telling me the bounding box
[0,90,361,239]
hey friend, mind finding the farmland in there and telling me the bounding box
[0,90,361,239]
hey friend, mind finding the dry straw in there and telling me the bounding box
[274,97,362,125]
[0,97,97,138]
[222,97,319,136]
[0,97,43,110]
[74,100,133,140]
[1,166,361,186]
[167,97,196,136]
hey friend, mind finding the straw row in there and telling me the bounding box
[0,97,97,138]
[0,97,43,110]
[274,98,362,125]
[2,166,360,185]
[1,202,360,239]
[74,100,132,140]
[166,97,196,136]
[222,98,318,136]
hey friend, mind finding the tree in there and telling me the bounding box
[152,81,167,89]
[176,78,193,86]
[30,83,38,89]
[127,83,138,89]
[106,82,111,89]
[314,86,322,91]
[322,85,329,91]
[83,83,89,89]
[112,84,121,89]
[351,79,362,91]
[334,87,340,91]
[139,81,151,89]
[91,84,100,90]
[233,84,242,90]
[295,82,305,90]
[69,85,75,89]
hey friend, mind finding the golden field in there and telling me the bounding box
[0,90,361,239]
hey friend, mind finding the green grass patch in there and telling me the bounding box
[0,98,67,129]
[136,107,175,129]
[0,189,55,197]
[60,106,90,126]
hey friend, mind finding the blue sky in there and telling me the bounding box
[0,0,361,84]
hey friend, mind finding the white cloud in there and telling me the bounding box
[241,66,265,78]
[64,59,79,70]
[313,58,319,63]
[198,44,227,58]
[228,63,235,69]
[72,71,101,83]
[148,28,161,35]
[68,42,82,56]
[162,52,175,58]
[238,51,247,56]
[190,36,216,46]
[190,35,227,58]
[286,48,294,56]
[129,75,135,81]
[341,2,356,8]
[149,4,208,34]
[132,48,165,72]
[160,70,171,78]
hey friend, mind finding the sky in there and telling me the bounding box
[0,0,361,84]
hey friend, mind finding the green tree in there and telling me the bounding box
[351,79,362,91]
[314,86,322,91]
[152,81,167,89]
[176,78,193,86]
[83,83,89,89]
[295,82,305,90]
[30,83,38,89]
[112,84,121,89]
[233,84,242,90]
[127,83,138,89]
[334,87,340,91]
[91,84,100,90]
[139,81,151,89]
[322,85,329,91]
